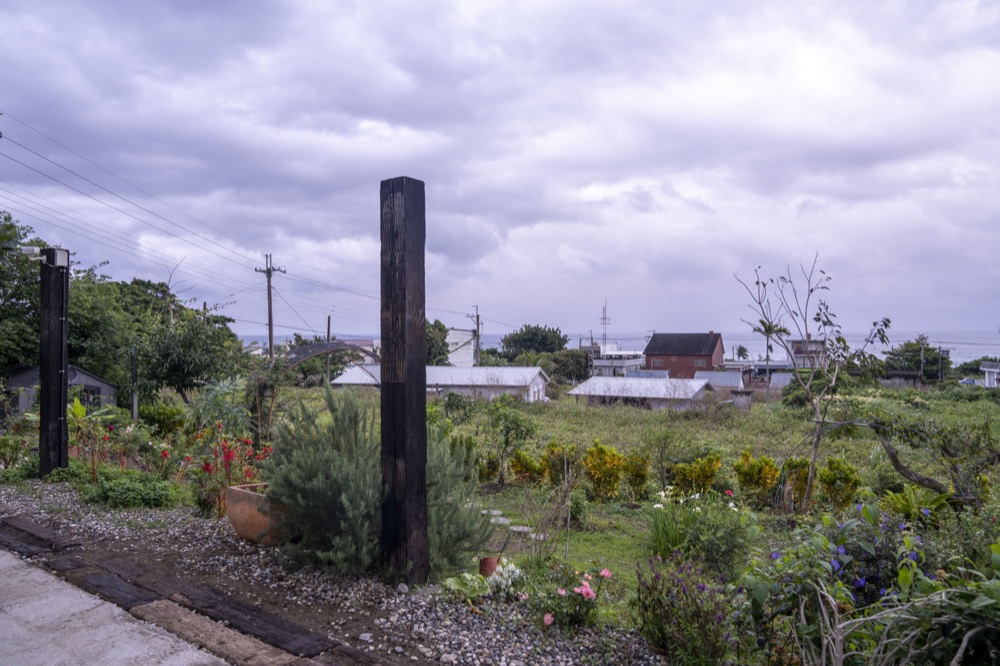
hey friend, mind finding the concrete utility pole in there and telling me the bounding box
[255,254,285,362]
[467,305,481,366]
[379,176,429,584]
[325,312,332,385]
[39,247,70,477]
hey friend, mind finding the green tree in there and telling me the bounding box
[954,356,999,377]
[550,349,590,383]
[500,324,568,360]
[884,335,952,383]
[486,394,537,485]
[426,319,450,366]
[144,309,243,403]
[0,215,43,374]
[735,344,749,361]
[68,266,136,391]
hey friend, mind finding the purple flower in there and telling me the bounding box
[770,551,781,560]
[921,508,931,517]
[832,559,841,572]
[837,545,846,555]
[854,578,866,588]
[697,583,707,592]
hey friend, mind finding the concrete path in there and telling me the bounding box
[0,549,226,666]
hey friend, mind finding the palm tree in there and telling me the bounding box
[758,319,790,390]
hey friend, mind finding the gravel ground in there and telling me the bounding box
[0,481,666,666]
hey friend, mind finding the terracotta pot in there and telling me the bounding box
[225,483,292,546]
[479,556,500,578]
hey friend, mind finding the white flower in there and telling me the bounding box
[653,503,664,509]
[657,490,666,500]
[729,502,738,512]
[694,507,702,513]
[692,493,701,500]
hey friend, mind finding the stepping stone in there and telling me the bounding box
[508,525,533,534]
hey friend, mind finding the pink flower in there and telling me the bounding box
[725,489,734,497]
[518,593,529,601]
[573,581,596,601]
[543,613,554,626]
[557,588,566,596]
[584,573,593,581]
[599,568,611,579]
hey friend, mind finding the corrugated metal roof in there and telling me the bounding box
[769,373,795,389]
[643,333,723,357]
[694,370,744,389]
[332,365,548,387]
[567,377,709,400]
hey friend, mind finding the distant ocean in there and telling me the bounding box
[241,330,1000,366]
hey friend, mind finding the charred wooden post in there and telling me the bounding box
[39,247,70,476]
[379,176,429,583]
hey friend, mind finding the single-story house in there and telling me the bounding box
[981,362,1000,389]
[3,365,118,418]
[643,332,724,379]
[694,370,746,391]
[567,376,712,411]
[331,365,550,403]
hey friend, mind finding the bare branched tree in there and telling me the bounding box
[735,255,890,509]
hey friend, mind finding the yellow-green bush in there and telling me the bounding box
[582,440,625,500]
[623,452,651,500]
[733,447,780,507]
[672,452,721,495]
[817,456,860,510]
[510,448,545,483]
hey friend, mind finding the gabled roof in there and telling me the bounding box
[769,373,795,389]
[643,333,723,356]
[332,365,549,388]
[568,377,710,400]
[694,370,744,389]
[4,365,118,390]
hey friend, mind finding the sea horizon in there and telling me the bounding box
[239,329,1000,366]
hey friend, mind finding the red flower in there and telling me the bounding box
[216,422,223,431]
[108,425,115,432]
[184,455,192,462]
[201,462,214,473]
[103,435,110,442]
[725,489,733,497]
[160,450,170,459]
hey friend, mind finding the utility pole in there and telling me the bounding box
[39,247,70,477]
[326,311,332,385]
[467,305,482,366]
[255,254,285,362]
[600,298,610,352]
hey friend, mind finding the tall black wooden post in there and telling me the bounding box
[379,176,429,583]
[39,247,70,476]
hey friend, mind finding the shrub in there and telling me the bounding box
[0,434,31,470]
[84,469,189,508]
[477,451,500,483]
[427,430,495,576]
[633,554,739,664]
[265,390,383,572]
[649,489,760,581]
[882,485,952,527]
[487,561,526,601]
[582,440,624,501]
[673,452,721,495]
[623,452,651,501]
[0,456,39,483]
[529,563,611,628]
[817,457,860,510]
[542,440,580,487]
[781,457,810,512]
[733,448,780,508]
[569,488,589,528]
[138,403,187,438]
[510,448,545,483]
[266,389,493,576]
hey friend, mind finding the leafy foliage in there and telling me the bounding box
[673,452,722,495]
[426,318,450,366]
[582,440,625,500]
[485,394,537,485]
[884,334,953,383]
[733,447,781,508]
[500,324,568,360]
[817,457,861,510]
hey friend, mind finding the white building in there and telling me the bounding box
[981,361,1000,388]
[332,365,550,403]
[567,376,711,411]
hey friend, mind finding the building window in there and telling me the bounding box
[652,358,663,367]
[694,359,707,367]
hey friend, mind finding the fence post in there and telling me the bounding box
[379,176,429,583]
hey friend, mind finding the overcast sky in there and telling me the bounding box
[2,1,999,345]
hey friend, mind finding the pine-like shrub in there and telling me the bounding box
[266,389,493,576]
[265,389,382,572]
[582,440,625,501]
[733,447,780,508]
[781,457,811,511]
[427,427,495,576]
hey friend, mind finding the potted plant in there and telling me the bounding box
[225,483,293,546]
[478,531,512,578]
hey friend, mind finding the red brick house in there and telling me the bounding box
[642,332,725,379]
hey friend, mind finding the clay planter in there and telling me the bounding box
[225,483,292,546]
[479,556,500,578]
